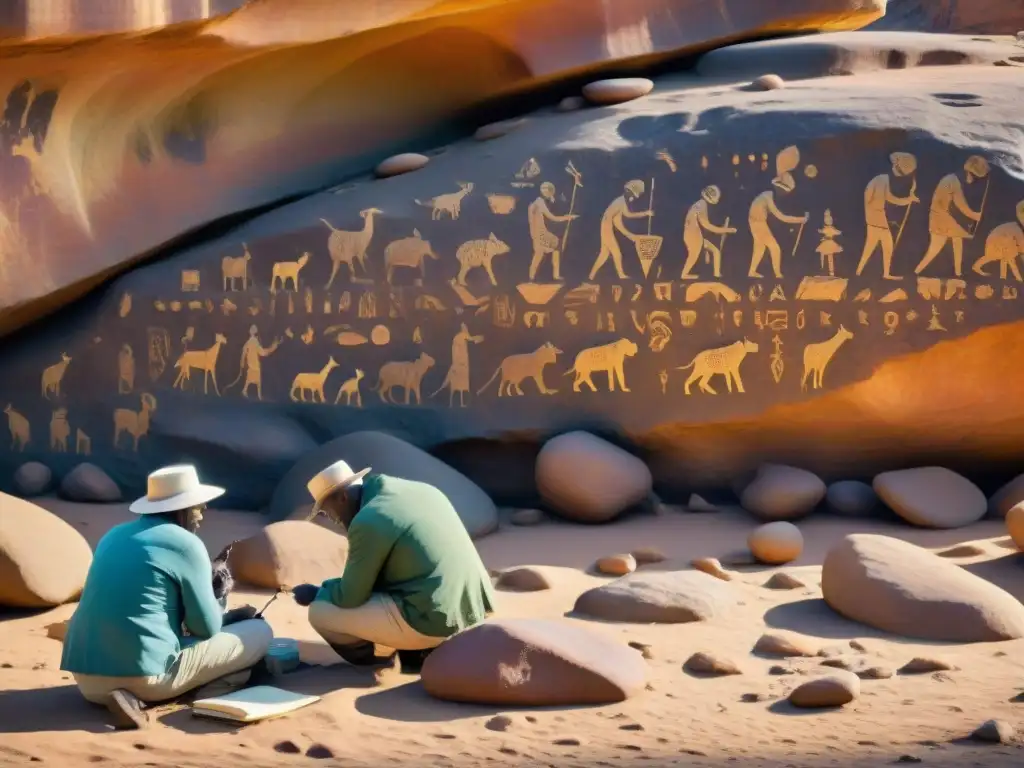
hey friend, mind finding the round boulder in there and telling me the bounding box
[573,570,738,623]
[826,480,879,517]
[788,671,859,708]
[822,534,1024,642]
[751,74,785,91]
[748,521,803,565]
[536,432,652,524]
[230,520,349,590]
[374,152,429,178]
[59,463,121,503]
[421,618,647,705]
[873,467,985,528]
[595,554,636,576]
[13,462,52,497]
[1006,504,1024,551]
[495,567,551,592]
[269,431,498,539]
[740,464,825,521]
[582,77,654,106]
[0,493,93,608]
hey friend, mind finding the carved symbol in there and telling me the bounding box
[41,353,72,400]
[748,285,764,303]
[796,309,806,330]
[114,394,157,452]
[119,292,133,318]
[659,370,669,394]
[147,328,170,382]
[679,310,697,328]
[769,285,786,302]
[685,283,741,304]
[75,428,91,456]
[926,305,946,331]
[181,270,200,292]
[884,311,899,335]
[564,339,637,393]
[819,311,831,327]
[290,357,340,402]
[732,310,743,327]
[801,326,854,391]
[1005,285,1019,300]
[415,182,474,220]
[493,295,516,328]
[524,311,549,328]
[653,282,672,301]
[222,244,253,291]
[770,335,784,383]
[858,310,869,326]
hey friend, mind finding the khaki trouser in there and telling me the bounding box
[308,593,445,652]
[73,619,274,704]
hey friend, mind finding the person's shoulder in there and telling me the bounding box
[146,520,208,559]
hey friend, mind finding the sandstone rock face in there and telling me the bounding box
[741,465,825,521]
[420,618,648,705]
[748,521,803,564]
[230,521,349,590]
[826,480,879,516]
[873,467,986,528]
[59,464,121,503]
[573,570,738,623]
[821,534,1024,642]
[13,462,52,497]
[0,494,93,608]
[269,431,497,539]
[867,0,1024,34]
[536,433,651,524]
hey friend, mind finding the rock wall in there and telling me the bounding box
[867,0,1024,35]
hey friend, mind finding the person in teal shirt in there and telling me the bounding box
[61,465,273,730]
[292,460,496,673]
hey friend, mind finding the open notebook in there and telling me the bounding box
[192,685,321,723]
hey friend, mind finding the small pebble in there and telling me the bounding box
[582,77,654,106]
[751,74,785,91]
[763,572,805,590]
[595,553,636,576]
[683,651,742,677]
[557,96,585,112]
[631,546,667,565]
[899,657,954,675]
[510,508,544,526]
[374,152,429,178]
[485,715,513,732]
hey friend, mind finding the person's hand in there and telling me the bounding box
[223,605,257,625]
[802,213,810,223]
[291,583,319,607]
[726,227,738,234]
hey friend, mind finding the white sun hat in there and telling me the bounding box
[129,465,226,515]
[306,459,371,517]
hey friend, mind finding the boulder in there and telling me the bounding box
[595,554,636,576]
[269,431,498,539]
[826,480,879,517]
[13,462,52,497]
[683,651,742,677]
[751,74,785,91]
[990,474,1024,518]
[495,567,552,592]
[0,494,93,608]
[375,153,429,178]
[582,77,654,106]
[970,719,1016,744]
[59,464,121,503]
[752,633,819,658]
[536,432,652,524]
[821,534,1024,642]
[788,671,860,708]
[748,521,803,565]
[873,467,986,528]
[229,521,349,590]
[420,618,647,705]
[573,570,738,623]
[1007,504,1024,550]
[740,465,825,521]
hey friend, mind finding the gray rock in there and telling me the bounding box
[573,570,738,623]
[59,463,121,503]
[510,508,544,526]
[873,467,986,528]
[826,480,879,516]
[13,462,52,497]
[740,464,825,521]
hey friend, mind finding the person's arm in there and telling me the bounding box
[177,536,224,639]
[768,195,806,225]
[951,179,980,221]
[318,516,400,609]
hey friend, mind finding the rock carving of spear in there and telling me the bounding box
[967,173,991,240]
[560,161,583,254]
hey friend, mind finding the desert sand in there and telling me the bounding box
[3,498,1024,767]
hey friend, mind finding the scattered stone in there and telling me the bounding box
[752,633,819,658]
[740,464,825,521]
[474,118,528,141]
[13,462,52,497]
[1007,503,1024,551]
[937,543,987,558]
[873,467,986,528]
[748,521,803,565]
[595,553,636,576]
[741,692,772,703]
[763,572,805,590]
[45,620,71,642]
[230,521,349,590]
[820,657,856,671]
[990,473,1024,518]
[274,741,302,754]
[687,493,719,512]
[751,73,785,90]
[536,432,652,523]
[627,641,653,659]
[305,744,334,759]
[826,480,879,517]
[553,736,582,746]
[581,77,654,106]
[691,557,732,581]
[58,463,121,503]
[899,657,954,675]
[374,152,429,178]
[859,666,894,680]
[556,96,585,112]
[574,570,738,623]
[683,651,742,677]
[896,756,923,764]
[485,715,514,732]
[788,671,860,708]
[849,639,868,652]
[970,719,1016,744]
[631,547,667,565]
[822,534,1024,642]
[420,618,647,705]
[496,567,552,592]
[510,508,543,526]
[0,494,93,608]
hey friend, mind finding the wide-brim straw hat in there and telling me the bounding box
[129,465,225,515]
[306,459,371,518]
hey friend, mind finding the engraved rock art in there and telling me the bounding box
[565,339,638,393]
[681,185,736,280]
[323,209,382,288]
[855,152,918,280]
[416,182,474,220]
[801,326,854,391]
[915,156,990,277]
[431,323,485,407]
[374,353,436,405]
[677,339,759,395]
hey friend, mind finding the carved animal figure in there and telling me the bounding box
[173,334,227,394]
[49,408,70,452]
[322,208,382,288]
[270,253,310,293]
[113,393,157,452]
[972,203,1024,282]
[564,338,638,393]
[290,357,340,402]
[385,229,439,284]
[4,404,29,451]
[335,369,365,407]
[222,244,253,291]
[415,182,474,220]
[75,428,91,456]
[677,339,759,395]
[456,233,509,286]
[801,325,854,391]
[373,353,436,405]
[118,344,135,394]
[41,352,71,399]
[477,342,562,396]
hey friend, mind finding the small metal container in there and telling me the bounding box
[265,638,300,676]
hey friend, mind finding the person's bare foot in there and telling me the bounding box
[106,689,149,730]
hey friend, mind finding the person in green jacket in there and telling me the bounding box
[292,460,496,673]
[61,465,273,730]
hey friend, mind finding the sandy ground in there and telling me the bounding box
[2,499,1024,767]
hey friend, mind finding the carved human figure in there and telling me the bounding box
[431,323,485,407]
[588,180,652,281]
[747,173,807,279]
[915,155,989,277]
[228,325,281,401]
[681,185,736,279]
[971,200,1024,282]
[528,182,577,281]
[855,151,918,280]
